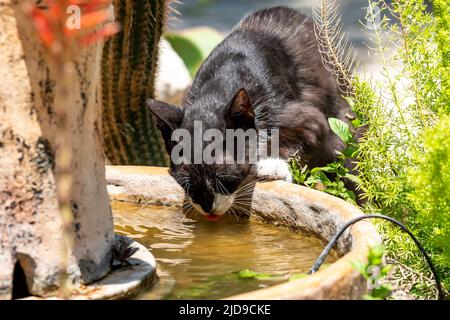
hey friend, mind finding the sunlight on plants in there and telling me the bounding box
[295,0,450,299]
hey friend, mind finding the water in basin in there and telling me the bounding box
[112,200,336,300]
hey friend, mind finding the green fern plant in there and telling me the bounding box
[313,0,358,96]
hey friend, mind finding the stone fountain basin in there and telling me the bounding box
[106,166,380,300]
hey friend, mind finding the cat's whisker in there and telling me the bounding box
[141,198,153,209]
[235,194,253,203]
[182,200,192,210]
[216,172,241,180]
[185,205,197,221]
[182,208,193,224]
[234,192,252,202]
[234,181,257,196]
[235,187,255,202]
[233,209,241,223]
[183,204,200,222]
[230,203,252,218]
[232,197,252,205]
[147,205,179,217]
[236,182,256,192]
[234,191,253,199]
[235,204,253,211]
[236,182,256,191]
[232,204,252,213]
[228,208,241,223]
[217,179,230,197]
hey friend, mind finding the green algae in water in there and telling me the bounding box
[112,201,336,300]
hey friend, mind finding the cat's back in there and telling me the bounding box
[233,6,334,93]
[236,6,318,59]
[190,6,346,120]
[237,6,312,35]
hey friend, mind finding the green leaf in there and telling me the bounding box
[328,118,352,143]
[343,96,356,109]
[381,265,392,276]
[343,144,359,158]
[314,165,336,174]
[289,273,307,281]
[237,269,280,281]
[289,159,310,184]
[238,269,259,278]
[363,294,383,300]
[371,284,392,299]
[368,245,384,265]
[255,274,283,281]
[351,261,368,278]
[344,173,362,185]
[164,34,204,77]
[165,28,224,77]
[351,118,362,128]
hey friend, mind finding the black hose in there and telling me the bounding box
[308,214,446,300]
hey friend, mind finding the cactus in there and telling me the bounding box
[102,0,170,166]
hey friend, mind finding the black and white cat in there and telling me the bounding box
[147,6,355,220]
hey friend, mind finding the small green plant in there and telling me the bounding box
[290,117,360,204]
[408,115,450,289]
[289,273,308,281]
[328,117,359,157]
[313,0,449,298]
[237,269,283,281]
[352,245,393,300]
[237,269,310,282]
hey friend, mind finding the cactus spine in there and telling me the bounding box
[102,0,170,166]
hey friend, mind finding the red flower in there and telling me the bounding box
[24,0,119,50]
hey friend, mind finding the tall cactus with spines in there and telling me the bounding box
[102,0,170,166]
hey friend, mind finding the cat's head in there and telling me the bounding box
[147,88,256,220]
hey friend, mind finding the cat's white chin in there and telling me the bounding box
[256,158,293,182]
[190,193,235,216]
[213,193,235,215]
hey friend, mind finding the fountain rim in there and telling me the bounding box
[106,165,381,300]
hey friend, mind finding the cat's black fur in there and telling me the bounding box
[147,6,357,215]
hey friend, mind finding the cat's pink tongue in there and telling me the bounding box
[206,214,220,222]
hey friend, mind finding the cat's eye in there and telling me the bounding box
[219,178,240,193]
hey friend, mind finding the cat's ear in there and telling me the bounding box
[227,88,255,129]
[147,98,184,152]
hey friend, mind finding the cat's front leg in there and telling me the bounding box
[256,158,293,183]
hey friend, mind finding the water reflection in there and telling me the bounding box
[112,201,336,300]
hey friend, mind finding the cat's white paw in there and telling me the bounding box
[256,158,293,182]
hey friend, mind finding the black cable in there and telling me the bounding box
[308,214,446,300]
